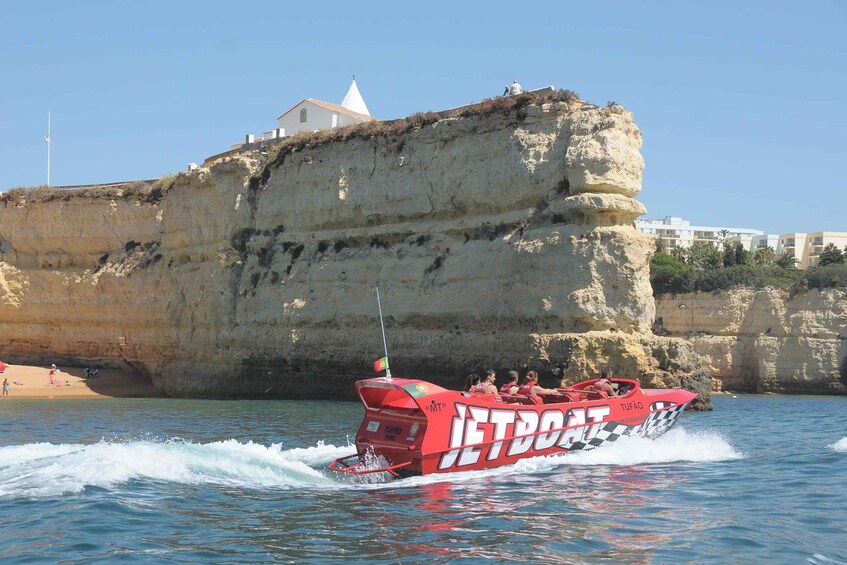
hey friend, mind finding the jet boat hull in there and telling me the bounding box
[329,377,697,477]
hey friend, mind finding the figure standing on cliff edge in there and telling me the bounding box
[503,80,524,96]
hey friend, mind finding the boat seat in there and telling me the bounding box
[516,395,543,405]
[499,394,524,404]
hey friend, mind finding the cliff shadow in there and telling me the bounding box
[64,366,165,398]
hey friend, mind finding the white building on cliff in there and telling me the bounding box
[231,79,375,150]
[637,216,847,268]
[636,216,763,250]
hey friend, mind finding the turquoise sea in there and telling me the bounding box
[1,394,846,564]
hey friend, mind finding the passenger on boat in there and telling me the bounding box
[516,371,558,396]
[474,369,498,394]
[499,370,520,395]
[594,367,618,397]
[465,373,481,392]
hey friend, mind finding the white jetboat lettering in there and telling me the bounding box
[506,410,539,457]
[535,410,565,450]
[457,406,489,466]
[438,403,611,469]
[583,406,612,442]
[438,404,468,469]
[487,410,516,461]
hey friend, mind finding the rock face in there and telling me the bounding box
[1,99,707,406]
[655,288,847,394]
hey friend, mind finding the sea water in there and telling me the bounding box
[1,395,846,563]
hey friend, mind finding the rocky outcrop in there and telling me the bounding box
[1,99,708,406]
[536,330,712,410]
[655,288,847,394]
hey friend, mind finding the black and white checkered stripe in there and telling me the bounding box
[568,401,687,452]
[638,402,686,439]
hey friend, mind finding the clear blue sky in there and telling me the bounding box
[1,1,844,234]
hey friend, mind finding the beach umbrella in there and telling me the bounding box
[0,360,5,373]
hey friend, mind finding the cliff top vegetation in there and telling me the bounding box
[650,240,847,296]
[0,175,176,206]
[247,88,584,191]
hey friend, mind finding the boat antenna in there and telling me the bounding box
[376,287,391,380]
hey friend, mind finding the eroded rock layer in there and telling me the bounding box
[656,288,847,394]
[1,101,708,405]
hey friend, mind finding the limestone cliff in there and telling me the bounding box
[0,97,708,406]
[655,288,847,394]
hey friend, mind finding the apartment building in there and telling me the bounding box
[637,217,846,268]
[778,232,847,268]
[636,217,763,249]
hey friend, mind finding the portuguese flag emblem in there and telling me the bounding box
[373,357,389,372]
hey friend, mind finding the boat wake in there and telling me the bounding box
[391,426,744,488]
[828,437,847,452]
[0,439,351,499]
[548,425,743,466]
[0,428,741,498]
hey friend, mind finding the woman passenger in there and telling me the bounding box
[594,367,618,397]
[516,371,558,396]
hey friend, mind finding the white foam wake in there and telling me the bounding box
[828,437,847,452]
[0,439,352,498]
[385,426,743,489]
[548,426,744,467]
[0,428,743,497]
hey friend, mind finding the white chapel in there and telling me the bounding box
[231,79,375,150]
[273,78,374,136]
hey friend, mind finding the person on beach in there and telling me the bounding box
[499,370,520,395]
[594,367,618,397]
[49,364,57,385]
[2,377,9,397]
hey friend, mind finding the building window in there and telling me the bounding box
[300,108,307,123]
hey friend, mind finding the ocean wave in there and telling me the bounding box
[0,439,352,498]
[828,437,847,452]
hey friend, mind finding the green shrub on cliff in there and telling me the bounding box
[650,251,847,296]
[818,243,845,267]
[649,252,694,295]
[652,253,792,295]
[803,265,847,289]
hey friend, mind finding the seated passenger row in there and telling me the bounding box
[465,368,620,402]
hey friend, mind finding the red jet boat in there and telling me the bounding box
[329,376,697,477]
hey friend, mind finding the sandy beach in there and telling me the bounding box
[0,362,161,399]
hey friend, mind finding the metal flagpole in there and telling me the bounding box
[45,111,52,186]
[375,287,391,380]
